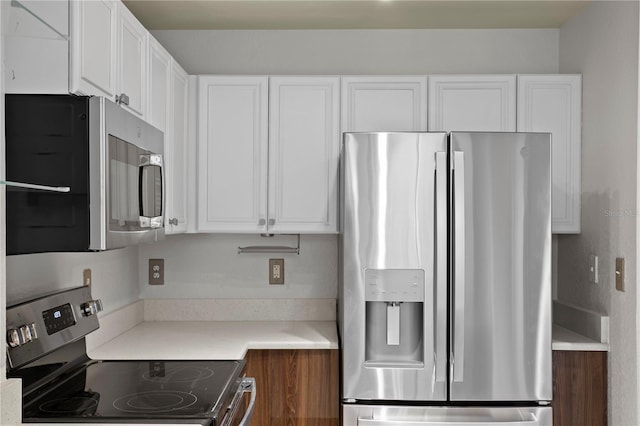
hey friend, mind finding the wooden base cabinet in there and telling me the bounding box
[244,349,339,426]
[552,351,607,426]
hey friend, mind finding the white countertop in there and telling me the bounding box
[88,320,339,360]
[552,324,609,351]
[89,319,607,360]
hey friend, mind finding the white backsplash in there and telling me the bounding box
[138,234,338,299]
[6,247,139,313]
[144,298,336,321]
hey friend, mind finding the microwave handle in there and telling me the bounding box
[138,154,163,228]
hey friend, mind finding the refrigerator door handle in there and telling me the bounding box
[358,419,541,426]
[435,151,448,383]
[452,150,466,383]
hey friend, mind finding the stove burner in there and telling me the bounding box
[39,396,99,414]
[143,364,215,384]
[113,391,198,413]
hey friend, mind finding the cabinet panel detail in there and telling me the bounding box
[552,350,607,426]
[197,76,269,233]
[517,75,581,233]
[69,0,117,98]
[269,77,340,233]
[428,75,516,132]
[244,349,339,426]
[341,76,428,132]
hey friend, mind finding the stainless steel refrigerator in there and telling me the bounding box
[339,132,552,425]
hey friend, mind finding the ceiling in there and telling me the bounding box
[122,0,591,30]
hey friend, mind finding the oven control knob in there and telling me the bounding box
[81,299,103,317]
[19,323,37,343]
[7,323,37,347]
[7,328,21,348]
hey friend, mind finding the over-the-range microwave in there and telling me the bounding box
[5,94,165,255]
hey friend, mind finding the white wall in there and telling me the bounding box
[138,234,337,299]
[6,248,140,314]
[558,1,639,425]
[152,29,559,75]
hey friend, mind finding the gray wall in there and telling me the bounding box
[558,1,639,425]
[152,29,559,75]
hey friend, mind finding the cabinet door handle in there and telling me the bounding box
[168,218,178,226]
[116,93,130,106]
[258,219,266,226]
[268,218,276,226]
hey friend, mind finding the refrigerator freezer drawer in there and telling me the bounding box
[343,405,552,426]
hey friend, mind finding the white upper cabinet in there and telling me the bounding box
[70,0,147,118]
[4,0,69,94]
[196,76,339,234]
[341,76,428,132]
[69,0,117,98]
[517,75,582,233]
[197,76,269,233]
[166,61,189,234]
[147,37,171,132]
[115,1,147,117]
[268,76,340,234]
[428,75,516,131]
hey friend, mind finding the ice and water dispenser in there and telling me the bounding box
[364,269,425,367]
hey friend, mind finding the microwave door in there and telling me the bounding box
[106,135,163,249]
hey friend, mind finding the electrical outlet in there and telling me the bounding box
[149,259,164,285]
[83,269,92,287]
[269,259,284,285]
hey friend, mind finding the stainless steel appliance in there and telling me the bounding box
[5,94,165,254]
[6,286,256,425]
[340,132,552,425]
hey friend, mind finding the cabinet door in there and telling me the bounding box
[69,0,117,98]
[552,351,607,426]
[147,37,171,132]
[341,76,428,132]
[166,61,189,234]
[268,77,340,234]
[116,1,147,117]
[197,76,269,233]
[518,75,582,233]
[428,75,516,131]
[244,350,339,425]
[4,0,69,94]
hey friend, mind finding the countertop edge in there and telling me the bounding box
[88,320,339,360]
[552,324,609,352]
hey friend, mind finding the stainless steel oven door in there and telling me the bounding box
[222,377,257,426]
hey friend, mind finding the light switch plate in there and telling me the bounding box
[589,254,599,284]
[615,257,625,292]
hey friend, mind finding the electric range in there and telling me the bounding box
[6,286,256,425]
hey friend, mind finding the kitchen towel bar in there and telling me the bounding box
[237,234,300,255]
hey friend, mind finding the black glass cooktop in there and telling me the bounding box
[22,359,244,424]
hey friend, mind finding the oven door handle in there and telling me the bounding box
[238,377,257,426]
[221,377,256,426]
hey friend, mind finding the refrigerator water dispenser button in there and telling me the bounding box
[387,303,401,346]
